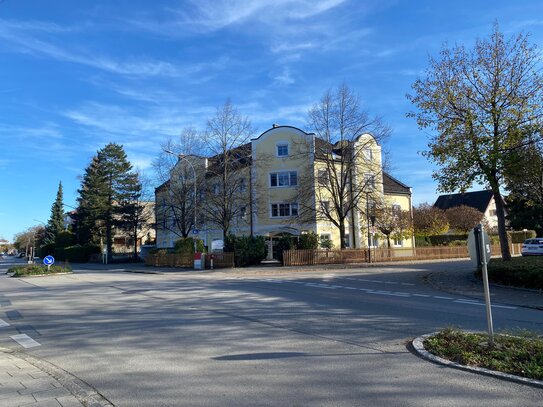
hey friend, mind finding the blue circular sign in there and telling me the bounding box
[43,255,55,266]
[192,229,199,235]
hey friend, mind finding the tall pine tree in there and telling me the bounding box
[44,182,65,245]
[77,143,140,261]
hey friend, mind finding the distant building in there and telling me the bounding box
[433,190,504,231]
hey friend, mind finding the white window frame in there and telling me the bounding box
[392,237,403,247]
[317,169,329,186]
[364,173,376,189]
[320,200,330,213]
[270,171,298,188]
[270,202,299,218]
[276,142,289,157]
[363,147,373,161]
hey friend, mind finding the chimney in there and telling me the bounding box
[272,123,279,128]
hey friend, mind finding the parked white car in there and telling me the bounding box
[521,238,543,256]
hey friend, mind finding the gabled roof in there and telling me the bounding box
[383,172,411,195]
[433,190,493,213]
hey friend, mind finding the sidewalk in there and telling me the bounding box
[0,349,82,407]
[0,348,112,407]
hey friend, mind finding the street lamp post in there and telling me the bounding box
[164,150,198,253]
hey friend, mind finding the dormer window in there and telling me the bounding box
[277,143,289,157]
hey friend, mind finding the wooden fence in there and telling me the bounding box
[145,252,235,269]
[283,243,523,267]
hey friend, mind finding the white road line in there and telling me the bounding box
[400,283,416,286]
[345,287,357,290]
[433,296,454,300]
[453,300,517,310]
[10,334,41,348]
[413,294,430,298]
[0,318,10,328]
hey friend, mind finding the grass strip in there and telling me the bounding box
[8,264,72,277]
[424,328,543,380]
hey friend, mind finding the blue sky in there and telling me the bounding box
[1,0,542,241]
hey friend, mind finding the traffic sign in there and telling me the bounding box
[43,255,55,266]
[192,229,199,235]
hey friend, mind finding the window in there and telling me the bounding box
[277,143,289,157]
[364,173,376,189]
[320,233,331,241]
[239,206,247,219]
[239,178,247,192]
[320,201,330,213]
[317,169,329,186]
[392,204,401,215]
[270,203,298,217]
[363,148,373,161]
[489,209,497,216]
[213,183,220,195]
[368,234,379,247]
[393,238,403,247]
[270,171,297,187]
[343,233,350,248]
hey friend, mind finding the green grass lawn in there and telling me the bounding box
[424,328,543,380]
[485,256,543,290]
[8,264,72,277]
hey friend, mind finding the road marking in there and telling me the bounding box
[0,318,10,328]
[400,283,415,286]
[10,334,41,348]
[433,296,454,300]
[345,287,357,290]
[413,294,430,298]
[453,300,517,310]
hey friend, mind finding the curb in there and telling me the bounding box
[0,347,115,406]
[412,333,543,389]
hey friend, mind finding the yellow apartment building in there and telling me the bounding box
[155,125,414,255]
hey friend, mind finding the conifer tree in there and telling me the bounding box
[44,182,65,245]
[77,143,140,261]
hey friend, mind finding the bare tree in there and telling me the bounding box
[299,84,390,248]
[153,127,201,239]
[201,100,255,238]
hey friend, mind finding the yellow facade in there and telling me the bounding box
[155,125,414,252]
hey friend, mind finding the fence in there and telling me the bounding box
[145,252,235,269]
[283,243,523,267]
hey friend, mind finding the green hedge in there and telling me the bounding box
[55,244,101,263]
[224,234,267,267]
[415,234,468,246]
[483,257,543,289]
[174,237,204,254]
[507,230,537,243]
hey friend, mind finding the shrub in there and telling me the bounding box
[298,232,319,250]
[55,231,74,248]
[174,238,204,254]
[55,244,100,263]
[483,257,543,289]
[276,236,297,264]
[9,264,72,277]
[225,235,267,267]
[319,236,334,249]
[507,230,537,244]
[39,243,56,257]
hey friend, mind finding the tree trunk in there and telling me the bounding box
[339,221,346,249]
[492,188,511,261]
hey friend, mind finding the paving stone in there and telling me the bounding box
[20,399,62,407]
[32,387,71,401]
[0,390,24,400]
[56,395,84,407]
[0,393,36,406]
[17,380,57,395]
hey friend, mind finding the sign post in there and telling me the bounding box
[468,225,494,345]
[43,255,55,271]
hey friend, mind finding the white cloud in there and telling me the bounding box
[0,19,228,78]
[273,67,295,85]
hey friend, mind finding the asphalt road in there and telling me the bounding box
[0,257,542,406]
